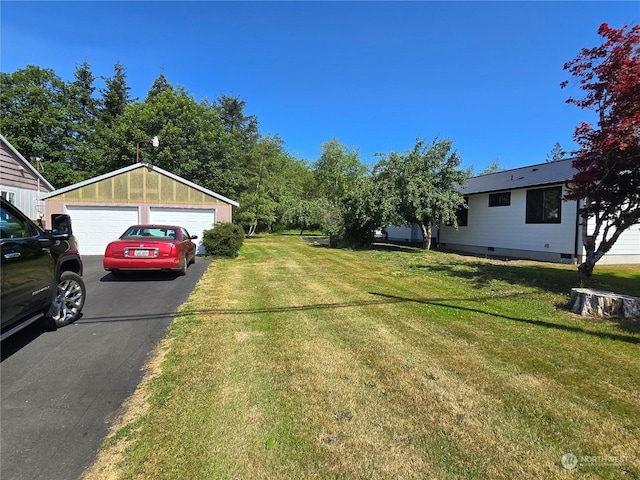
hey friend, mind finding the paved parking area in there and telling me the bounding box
[1,255,210,480]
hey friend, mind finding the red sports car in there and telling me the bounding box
[103,225,197,276]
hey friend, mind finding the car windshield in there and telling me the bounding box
[121,227,177,240]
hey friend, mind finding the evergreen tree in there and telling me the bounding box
[99,61,131,124]
[68,60,99,175]
[216,94,259,145]
[147,71,173,100]
[545,142,565,162]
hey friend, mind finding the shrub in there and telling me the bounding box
[202,223,245,258]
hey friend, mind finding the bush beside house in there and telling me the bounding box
[202,223,245,258]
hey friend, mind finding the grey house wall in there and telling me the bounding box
[0,135,54,221]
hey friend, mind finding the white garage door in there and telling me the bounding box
[66,206,140,255]
[149,207,216,255]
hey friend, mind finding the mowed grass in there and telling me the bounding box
[87,236,640,479]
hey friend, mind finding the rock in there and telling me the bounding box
[569,288,640,319]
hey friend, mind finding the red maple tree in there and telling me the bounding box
[561,23,640,279]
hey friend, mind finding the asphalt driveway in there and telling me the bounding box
[1,255,210,480]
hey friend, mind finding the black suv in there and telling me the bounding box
[1,197,86,340]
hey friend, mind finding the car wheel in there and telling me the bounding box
[51,271,86,327]
[188,253,195,266]
[177,258,187,276]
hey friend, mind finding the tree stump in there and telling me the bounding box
[569,288,640,318]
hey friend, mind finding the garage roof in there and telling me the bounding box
[459,158,576,195]
[42,162,239,207]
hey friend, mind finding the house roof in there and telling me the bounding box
[0,133,55,191]
[42,162,240,207]
[460,158,576,195]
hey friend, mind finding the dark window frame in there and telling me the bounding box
[526,186,562,224]
[489,192,511,207]
[456,196,469,227]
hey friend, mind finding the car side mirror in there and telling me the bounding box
[191,235,198,240]
[46,214,72,240]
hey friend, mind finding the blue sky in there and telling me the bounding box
[2,1,638,172]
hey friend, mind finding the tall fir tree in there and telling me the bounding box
[99,61,131,125]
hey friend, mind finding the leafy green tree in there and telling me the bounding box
[237,190,277,235]
[100,84,268,204]
[329,176,383,248]
[374,138,469,249]
[479,157,502,175]
[313,138,368,205]
[109,91,238,204]
[0,65,85,186]
[1,66,66,161]
[280,197,330,235]
[272,157,318,232]
[36,161,87,187]
[265,145,318,233]
[236,135,308,234]
[0,62,324,220]
[278,139,374,245]
[99,86,210,172]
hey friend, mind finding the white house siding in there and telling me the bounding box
[0,185,47,222]
[583,221,640,265]
[439,186,580,263]
[385,225,412,243]
[385,224,423,243]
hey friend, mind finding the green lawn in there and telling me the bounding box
[85,236,640,480]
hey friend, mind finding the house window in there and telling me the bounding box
[455,196,468,227]
[526,186,562,224]
[489,192,511,207]
[1,191,16,205]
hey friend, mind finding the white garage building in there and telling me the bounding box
[43,163,239,255]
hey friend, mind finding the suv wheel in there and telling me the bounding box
[51,271,86,327]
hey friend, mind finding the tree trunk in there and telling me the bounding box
[578,260,595,280]
[420,222,432,250]
[579,237,606,280]
[579,223,597,279]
